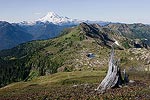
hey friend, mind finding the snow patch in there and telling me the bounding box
[114,41,120,46]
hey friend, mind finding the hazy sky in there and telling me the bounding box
[0,0,149,24]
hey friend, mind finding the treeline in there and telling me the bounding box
[0,58,30,87]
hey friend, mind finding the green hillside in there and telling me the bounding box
[0,22,150,88]
[0,70,150,99]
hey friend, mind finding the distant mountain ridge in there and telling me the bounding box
[18,21,70,40]
[20,11,110,26]
[0,11,150,50]
[0,12,110,50]
[0,21,33,50]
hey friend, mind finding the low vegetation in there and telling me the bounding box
[0,71,150,99]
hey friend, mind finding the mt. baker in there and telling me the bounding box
[21,11,109,26]
[38,12,82,25]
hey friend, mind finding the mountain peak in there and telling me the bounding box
[20,11,110,26]
[38,11,74,25]
[45,11,61,19]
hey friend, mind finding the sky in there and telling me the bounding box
[0,0,149,24]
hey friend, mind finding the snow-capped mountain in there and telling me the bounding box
[19,11,110,26]
[37,11,111,26]
[37,12,83,25]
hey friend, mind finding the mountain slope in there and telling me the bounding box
[19,22,72,40]
[1,22,150,87]
[0,12,110,50]
[107,23,150,48]
[0,21,74,50]
[0,21,33,50]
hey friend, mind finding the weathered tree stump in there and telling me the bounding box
[95,47,128,93]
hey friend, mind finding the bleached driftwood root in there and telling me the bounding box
[95,47,126,93]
